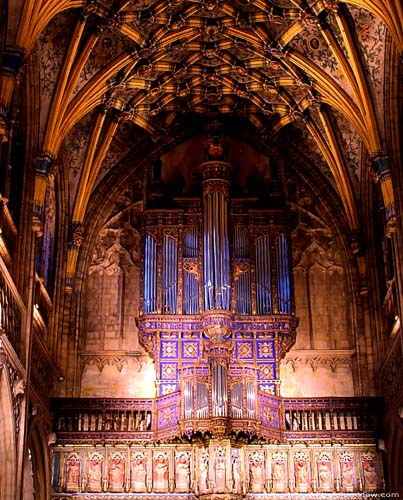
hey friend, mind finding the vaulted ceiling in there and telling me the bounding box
[5,0,403,265]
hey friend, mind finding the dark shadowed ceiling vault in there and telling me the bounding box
[6,0,402,285]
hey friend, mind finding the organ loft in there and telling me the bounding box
[51,129,383,497]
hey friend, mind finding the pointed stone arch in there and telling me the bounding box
[26,417,51,500]
[0,353,17,500]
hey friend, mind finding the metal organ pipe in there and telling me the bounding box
[276,234,291,314]
[197,382,209,419]
[162,235,178,314]
[183,272,198,314]
[183,227,198,314]
[246,382,256,419]
[255,235,272,314]
[184,381,194,419]
[234,225,251,314]
[203,181,230,311]
[236,273,251,314]
[212,363,228,417]
[144,234,157,313]
[231,383,243,418]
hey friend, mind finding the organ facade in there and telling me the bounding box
[51,137,383,498]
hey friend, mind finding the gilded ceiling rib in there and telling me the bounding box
[56,53,133,152]
[333,11,381,151]
[351,0,403,51]
[75,116,120,223]
[72,110,107,223]
[318,20,362,105]
[277,20,306,46]
[304,111,359,230]
[286,50,371,151]
[318,106,358,224]
[119,24,146,46]
[16,0,83,51]
[42,16,88,154]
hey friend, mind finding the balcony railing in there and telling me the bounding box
[0,197,17,263]
[52,395,381,444]
[0,257,25,363]
[281,397,381,442]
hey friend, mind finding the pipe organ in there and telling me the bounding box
[137,150,298,440]
[54,145,384,497]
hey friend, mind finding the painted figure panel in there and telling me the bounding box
[87,451,104,492]
[175,451,191,492]
[108,451,125,492]
[153,451,169,491]
[64,452,81,492]
[249,451,265,492]
[130,451,147,492]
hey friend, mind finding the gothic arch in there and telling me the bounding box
[0,357,17,499]
[26,418,51,500]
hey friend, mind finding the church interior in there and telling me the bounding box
[0,0,402,498]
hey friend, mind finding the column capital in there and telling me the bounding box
[0,46,26,142]
[32,152,55,236]
[370,151,397,230]
[68,221,84,250]
[369,151,390,182]
[34,152,54,175]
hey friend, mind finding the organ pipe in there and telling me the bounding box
[246,382,256,419]
[162,234,178,313]
[183,226,199,314]
[212,363,228,417]
[234,225,249,258]
[255,235,272,314]
[276,234,291,314]
[235,272,251,314]
[183,271,198,314]
[184,226,198,258]
[184,381,194,419]
[231,383,243,418]
[196,382,209,419]
[144,234,157,313]
[203,187,230,310]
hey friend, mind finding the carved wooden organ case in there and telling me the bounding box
[137,156,298,441]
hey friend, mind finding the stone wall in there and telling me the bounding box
[280,199,355,397]
[81,203,156,398]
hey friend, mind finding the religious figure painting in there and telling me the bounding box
[153,452,169,491]
[294,458,310,492]
[339,460,355,491]
[108,451,125,492]
[362,460,378,491]
[87,451,104,492]
[249,452,265,492]
[271,460,286,492]
[199,449,209,494]
[317,460,333,491]
[130,452,147,492]
[65,452,81,492]
[175,451,191,492]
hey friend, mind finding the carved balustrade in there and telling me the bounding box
[34,273,53,328]
[0,196,17,262]
[52,395,381,444]
[281,397,381,442]
[52,398,155,443]
[0,256,25,363]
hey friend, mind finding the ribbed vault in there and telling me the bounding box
[1,0,402,284]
